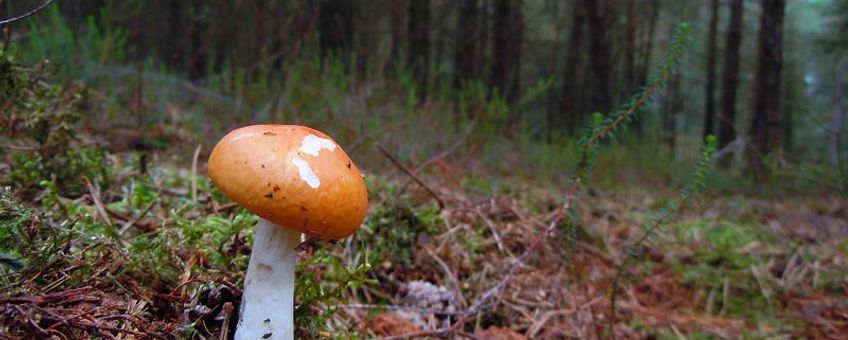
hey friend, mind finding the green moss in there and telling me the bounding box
[358,201,440,266]
[671,219,778,318]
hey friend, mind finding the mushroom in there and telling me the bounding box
[207,125,368,340]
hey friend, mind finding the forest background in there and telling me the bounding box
[1,0,847,338]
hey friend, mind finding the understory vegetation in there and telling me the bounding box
[1,2,847,339]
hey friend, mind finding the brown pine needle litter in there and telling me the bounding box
[2,166,848,338]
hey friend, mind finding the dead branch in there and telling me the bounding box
[377,143,446,210]
[0,0,56,26]
[385,182,578,339]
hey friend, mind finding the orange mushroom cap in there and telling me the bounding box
[208,125,368,240]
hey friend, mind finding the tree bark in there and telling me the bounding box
[488,0,524,103]
[749,0,785,177]
[829,60,846,169]
[318,0,355,66]
[584,0,615,114]
[637,0,659,89]
[354,0,379,80]
[385,0,406,77]
[508,0,524,104]
[703,0,719,139]
[718,0,744,153]
[477,0,491,79]
[634,0,659,135]
[665,69,683,155]
[623,0,637,96]
[557,0,587,132]
[407,0,431,94]
[454,0,479,89]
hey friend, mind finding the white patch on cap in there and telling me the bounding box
[291,156,320,188]
[299,134,337,156]
[231,131,260,141]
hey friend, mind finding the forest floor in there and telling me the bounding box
[1,140,847,339]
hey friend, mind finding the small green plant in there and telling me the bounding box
[176,209,256,272]
[295,247,375,338]
[1,49,111,197]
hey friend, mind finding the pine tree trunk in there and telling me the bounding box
[828,61,846,169]
[355,1,378,80]
[623,0,637,96]
[637,0,659,89]
[488,0,523,105]
[749,0,785,177]
[319,0,355,66]
[477,0,491,79]
[718,0,744,153]
[508,0,524,104]
[489,0,510,99]
[635,0,659,135]
[454,0,479,89]
[585,0,615,113]
[290,0,317,59]
[703,0,719,138]
[407,0,431,95]
[386,0,406,77]
[667,70,683,155]
[557,0,587,132]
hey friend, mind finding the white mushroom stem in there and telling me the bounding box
[235,218,301,340]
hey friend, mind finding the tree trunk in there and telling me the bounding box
[318,0,355,66]
[665,68,682,155]
[386,0,406,77]
[487,0,523,104]
[477,0,491,80]
[829,60,846,169]
[749,0,785,177]
[557,0,587,132]
[703,0,719,139]
[718,0,744,154]
[584,0,615,114]
[637,0,659,89]
[454,0,479,89]
[623,0,637,96]
[508,0,524,104]
[355,1,379,80]
[290,0,317,59]
[407,0,431,95]
[634,0,659,135]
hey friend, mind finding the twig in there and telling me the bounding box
[426,248,467,308]
[104,207,156,232]
[0,0,55,26]
[342,303,462,316]
[190,144,202,211]
[473,207,511,257]
[118,202,155,235]
[1,144,39,151]
[376,144,445,210]
[515,206,613,264]
[184,202,239,220]
[84,178,113,226]
[386,182,578,339]
[217,302,234,340]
